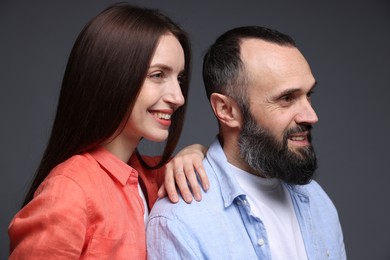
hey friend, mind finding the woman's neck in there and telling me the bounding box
[101,135,139,163]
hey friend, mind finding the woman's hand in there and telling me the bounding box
[159,144,209,203]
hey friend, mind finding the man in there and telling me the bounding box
[147,26,346,259]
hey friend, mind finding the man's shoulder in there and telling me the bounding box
[148,196,186,219]
[149,179,223,221]
[149,166,226,224]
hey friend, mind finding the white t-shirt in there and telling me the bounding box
[230,163,307,260]
[138,183,149,223]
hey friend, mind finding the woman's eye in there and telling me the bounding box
[177,73,185,86]
[150,72,164,79]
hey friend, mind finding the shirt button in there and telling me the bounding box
[257,239,265,246]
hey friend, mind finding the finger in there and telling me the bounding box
[194,163,209,191]
[183,167,202,201]
[163,166,179,203]
[157,184,167,198]
[174,169,193,204]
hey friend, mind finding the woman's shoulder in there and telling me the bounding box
[47,153,101,185]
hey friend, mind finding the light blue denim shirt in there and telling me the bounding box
[147,139,346,260]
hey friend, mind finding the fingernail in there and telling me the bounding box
[195,193,202,201]
[185,195,193,203]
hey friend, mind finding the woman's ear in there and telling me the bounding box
[210,93,242,128]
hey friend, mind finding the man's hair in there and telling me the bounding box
[202,26,296,108]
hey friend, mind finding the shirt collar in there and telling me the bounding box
[90,147,137,186]
[207,138,311,206]
[206,139,246,208]
[283,182,310,203]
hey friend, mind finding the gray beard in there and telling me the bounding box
[238,109,317,185]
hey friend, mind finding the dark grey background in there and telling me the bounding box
[1,1,389,259]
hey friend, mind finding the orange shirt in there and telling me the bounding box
[8,147,163,259]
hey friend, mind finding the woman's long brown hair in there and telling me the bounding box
[23,3,191,207]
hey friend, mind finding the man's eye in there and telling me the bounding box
[277,94,295,107]
[281,95,293,102]
[307,91,314,102]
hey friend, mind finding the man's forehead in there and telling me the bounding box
[240,38,281,58]
[241,39,309,75]
[240,40,314,97]
[240,38,298,65]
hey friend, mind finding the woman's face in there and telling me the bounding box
[124,33,185,144]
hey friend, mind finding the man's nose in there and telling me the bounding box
[295,100,319,125]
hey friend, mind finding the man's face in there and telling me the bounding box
[238,107,317,184]
[238,39,318,184]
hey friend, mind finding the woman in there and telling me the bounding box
[9,4,207,258]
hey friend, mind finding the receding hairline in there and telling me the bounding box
[238,37,303,84]
[239,37,298,62]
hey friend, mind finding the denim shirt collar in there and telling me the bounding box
[284,183,310,203]
[206,138,311,207]
[206,138,247,208]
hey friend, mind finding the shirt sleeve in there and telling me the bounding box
[146,215,201,260]
[8,174,88,259]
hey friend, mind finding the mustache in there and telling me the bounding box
[286,125,313,136]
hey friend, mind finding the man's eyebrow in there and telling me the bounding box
[278,88,300,97]
[277,81,318,97]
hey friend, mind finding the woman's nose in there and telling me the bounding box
[164,79,185,108]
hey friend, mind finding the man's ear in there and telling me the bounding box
[210,93,242,128]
